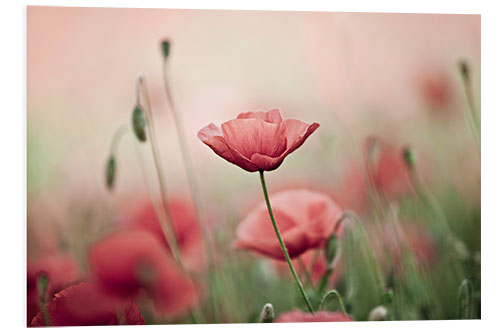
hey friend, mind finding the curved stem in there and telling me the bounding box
[319,290,348,316]
[258,170,314,313]
[109,124,129,156]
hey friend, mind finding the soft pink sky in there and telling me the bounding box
[27,7,480,215]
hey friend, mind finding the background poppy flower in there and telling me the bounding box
[365,136,413,200]
[31,282,145,326]
[87,228,199,317]
[27,251,80,325]
[275,309,354,322]
[198,108,319,172]
[234,189,343,260]
[122,198,206,272]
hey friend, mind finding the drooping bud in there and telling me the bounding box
[368,305,388,321]
[105,155,116,190]
[402,146,416,170]
[458,60,470,84]
[259,303,274,323]
[382,288,394,305]
[132,105,147,142]
[324,233,339,267]
[161,39,170,59]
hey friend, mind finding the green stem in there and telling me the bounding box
[109,124,129,156]
[458,279,474,319]
[458,62,480,150]
[406,162,467,280]
[258,170,314,313]
[317,267,333,296]
[319,290,348,316]
[297,257,312,287]
[136,75,183,267]
[136,76,205,323]
[344,211,386,296]
[37,274,51,326]
[161,61,221,322]
[161,61,216,268]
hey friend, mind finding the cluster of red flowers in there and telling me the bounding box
[28,199,203,326]
[28,108,435,326]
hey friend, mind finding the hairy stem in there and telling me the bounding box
[258,170,314,313]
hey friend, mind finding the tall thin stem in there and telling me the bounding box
[161,61,216,268]
[258,170,314,313]
[162,59,222,322]
[458,61,480,150]
[136,75,184,267]
[136,76,205,323]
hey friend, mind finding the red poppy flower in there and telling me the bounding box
[88,228,199,317]
[27,251,80,325]
[234,189,343,260]
[123,198,205,271]
[198,108,319,172]
[31,282,144,326]
[275,309,354,323]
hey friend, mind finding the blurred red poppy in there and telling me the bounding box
[234,189,343,260]
[372,222,437,275]
[416,69,451,108]
[333,164,367,212]
[365,136,413,200]
[123,198,205,271]
[27,251,80,325]
[88,228,199,317]
[275,309,353,322]
[31,282,144,326]
[198,108,319,172]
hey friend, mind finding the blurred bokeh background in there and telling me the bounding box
[27,7,480,323]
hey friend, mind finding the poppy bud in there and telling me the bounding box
[368,305,388,321]
[259,303,274,323]
[132,105,147,142]
[458,60,470,84]
[324,233,339,267]
[382,288,394,305]
[402,146,416,170]
[105,155,116,190]
[161,39,170,59]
